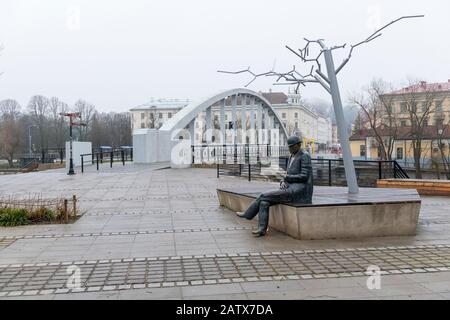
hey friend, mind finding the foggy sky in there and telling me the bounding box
[0,0,449,112]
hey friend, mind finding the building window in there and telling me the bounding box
[294,113,298,119]
[401,120,407,127]
[295,122,298,129]
[360,145,366,157]
[435,101,443,112]
[436,118,444,126]
[141,113,145,120]
[225,115,228,120]
[141,123,145,129]
[158,113,163,119]
[423,119,428,127]
[400,103,407,112]
[150,113,154,119]
[397,147,403,160]
[282,121,287,128]
[168,112,172,118]
[421,103,428,112]
[282,113,286,119]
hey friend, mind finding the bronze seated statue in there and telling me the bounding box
[236,135,313,237]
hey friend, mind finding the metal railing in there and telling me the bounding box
[80,148,133,173]
[191,144,409,186]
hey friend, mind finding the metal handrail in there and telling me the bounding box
[80,147,133,173]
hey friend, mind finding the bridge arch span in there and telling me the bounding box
[133,88,289,166]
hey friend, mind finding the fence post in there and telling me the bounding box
[100,152,103,164]
[121,150,125,166]
[217,163,219,178]
[96,153,99,170]
[72,195,77,218]
[131,149,133,161]
[328,160,332,186]
[81,155,84,173]
[64,199,68,223]
[60,149,63,164]
[110,151,113,168]
[248,162,251,182]
[378,161,382,180]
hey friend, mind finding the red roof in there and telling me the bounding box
[388,80,450,95]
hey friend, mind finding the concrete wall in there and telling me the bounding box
[65,141,92,168]
[132,129,174,164]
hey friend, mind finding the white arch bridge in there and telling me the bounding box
[132,88,290,168]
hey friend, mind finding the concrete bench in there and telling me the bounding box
[217,186,421,240]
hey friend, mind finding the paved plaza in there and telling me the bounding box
[1,163,450,300]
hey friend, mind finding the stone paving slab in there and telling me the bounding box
[1,244,450,297]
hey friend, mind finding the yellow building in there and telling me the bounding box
[379,80,450,127]
[350,125,450,171]
[350,80,450,168]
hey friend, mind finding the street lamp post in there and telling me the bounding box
[60,112,86,175]
[28,125,38,156]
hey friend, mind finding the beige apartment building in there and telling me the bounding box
[350,80,450,166]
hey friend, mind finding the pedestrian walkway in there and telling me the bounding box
[1,163,450,299]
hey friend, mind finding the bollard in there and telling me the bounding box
[72,195,77,218]
[64,199,68,223]
[81,155,84,173]
[110,151,113,168]
[121,150,125,166]
[96,153,99,170]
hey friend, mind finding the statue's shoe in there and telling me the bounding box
[252,230,266,237]
[235,212,246,218]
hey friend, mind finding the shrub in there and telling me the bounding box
[29,207,57,222]
[0,208,29,227]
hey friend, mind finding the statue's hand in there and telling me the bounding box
[280,181,289,190]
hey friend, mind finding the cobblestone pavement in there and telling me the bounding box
[1,163,450,299]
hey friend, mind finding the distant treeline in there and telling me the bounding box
[0,96,131,167]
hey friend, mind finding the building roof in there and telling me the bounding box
[260,92,289,105]
[130,98,190,111]
[350,125,450,141]
[386,80,450,95]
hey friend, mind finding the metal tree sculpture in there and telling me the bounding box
[218,15,424,194]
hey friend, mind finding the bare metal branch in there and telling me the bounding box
[218,15,424,93]
[337,15,425,74]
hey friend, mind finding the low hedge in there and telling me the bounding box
[0,208,29,227]
[0,207,59,227]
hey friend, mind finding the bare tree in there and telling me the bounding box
[49,97,69,149]
[0,99,25,167]
[73,99,95,141]
[27,95,50,154]
[398,80,440,178]
[146,106,157,129]
[349,79,398,160]
[435,113,450,179]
